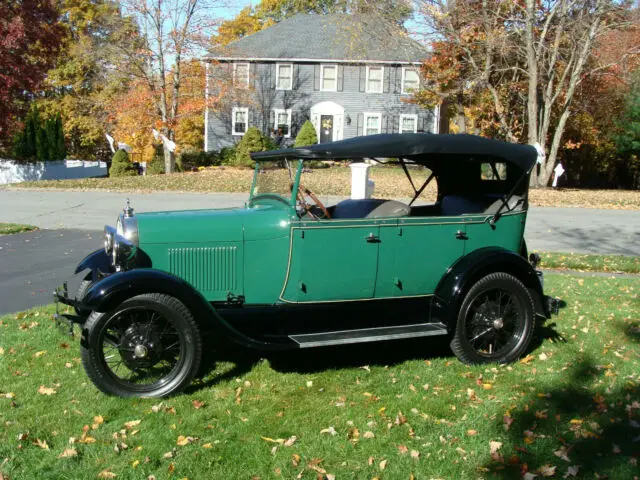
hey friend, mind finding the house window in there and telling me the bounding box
[273,108,292,137]
[402,67,419,94]
[363,113,382,136]
[366,66,384,93]
[232,107,248,135]
[233,63,249,88]
[399,114,418,133]
[321,65,338,91]
[276,64,293,90]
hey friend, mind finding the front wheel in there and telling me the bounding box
[80,293,202,398]
[450,272,534,364]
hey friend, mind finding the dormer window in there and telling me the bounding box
[233,63,249,88]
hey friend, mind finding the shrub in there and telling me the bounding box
[109,149,138,177]
[180,150,220,168]
[294,120,318,147]
[234,127,272,167]
[219,146,237,166]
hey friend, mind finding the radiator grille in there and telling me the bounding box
[168,246,237,291]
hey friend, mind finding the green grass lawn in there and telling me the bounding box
[539,251,640,274]
[0,223,37,235]
[0,274,638,479]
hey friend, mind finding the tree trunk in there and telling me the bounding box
[163,145,175,174]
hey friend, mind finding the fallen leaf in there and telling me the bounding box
[363,431,375,439]
[291,453,301,467]
[34,351,46,358]
[563,465,580,478]
[410,450,420,459]
[58,448,78,458]
[490,441,503,454]
[38,385,56,396]
[554,446,571,462]
[192,400,205,409]
[283,436,297,447]
[538,465,557,477]
[35,438,49,450]
[320,426,337,436]
[379,459,387,470]
[176,435,195,446]
[123,420,141,430]
[467,429,478,436]
[98,470,117,479]
[202,443,213,449]
[520,354,535,365]
[398,445,409,455]
[162,451,174,459]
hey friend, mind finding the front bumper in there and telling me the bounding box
[53,282,86,336]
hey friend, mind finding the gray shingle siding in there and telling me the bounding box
[206,61,437,152]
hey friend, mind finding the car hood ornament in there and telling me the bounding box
[124,198,134,217]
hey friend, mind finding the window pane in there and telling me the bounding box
[235,111,246,123]
[235,64,248,86]
[277,65,292,89]
[277,112,288,124]
[322,66,336,90]
[365,116,380,135]
[401,117,416,132]
[368,67,383,92]
[404,69,419,92]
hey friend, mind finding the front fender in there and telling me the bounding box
[81,268,287,351]
[433,247,546,327]
[75,249,112,275]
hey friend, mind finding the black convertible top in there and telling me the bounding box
[251,133,538,173]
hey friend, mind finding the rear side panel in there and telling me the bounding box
[463,211,527,254]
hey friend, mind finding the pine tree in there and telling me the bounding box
[294,120,318,147]
[34,108,48,161]
[24,108,38,160]
[55,113,66,160]
[45,117,57,160]
[234,127,271,167]
[109,149,138,177]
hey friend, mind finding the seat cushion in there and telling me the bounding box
[332,199,410,219]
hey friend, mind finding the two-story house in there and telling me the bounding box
[205,14,442,151]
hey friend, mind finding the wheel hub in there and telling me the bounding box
[119,324,162,369]
[493,318,504,330]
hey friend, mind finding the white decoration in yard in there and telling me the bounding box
[349,163,374,200]
[152,129,176,153]
[552,162,565,188]
[117,142,133,153]
[105,133,116,153]
[534,143,545,165]
[152,129,160,141]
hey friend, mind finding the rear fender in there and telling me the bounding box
[80,269,285,351]
[432,247,546,328]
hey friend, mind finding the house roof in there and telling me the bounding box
[207,14,428,64]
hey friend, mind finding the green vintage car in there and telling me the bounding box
[55,134,558,398]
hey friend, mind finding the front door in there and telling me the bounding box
[320,115,334,143]
[280,221,379,303]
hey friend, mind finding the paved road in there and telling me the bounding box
[0,189,638,315]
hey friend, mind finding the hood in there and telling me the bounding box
[136,204,291,245]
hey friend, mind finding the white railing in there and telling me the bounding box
[0,159,108,185]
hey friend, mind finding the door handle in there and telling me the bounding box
[455,230,468,240]
[366,233,380,243]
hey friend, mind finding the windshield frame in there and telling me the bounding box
[249,159,303,208]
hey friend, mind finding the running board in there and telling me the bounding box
[289,323,448,348]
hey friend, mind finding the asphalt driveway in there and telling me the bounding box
[0,189,638,315]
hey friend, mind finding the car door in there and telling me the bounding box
[280,219,379,303]
[375,216,467,298]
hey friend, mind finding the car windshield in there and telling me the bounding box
[251,161,296,200]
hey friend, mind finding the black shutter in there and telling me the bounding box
[382,115,390,134]
[269,110,275,132]
[383,67,391,93]
[337,65,344,92]
[314,64,320,91]
[393,115,400,133]
[394,67,402,94]
[418,115,424,133]
[226,111,232,135]
[271,64,277,89]
[359,66,366,92]
[249,64,256,89]
[293,64,299,90]
[357,113,364,136]
[291,112,298,137]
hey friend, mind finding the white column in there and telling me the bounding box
[349,163,371,200]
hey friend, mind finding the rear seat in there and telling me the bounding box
[440,195,524,216]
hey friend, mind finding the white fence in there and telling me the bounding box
[0,159,108,185]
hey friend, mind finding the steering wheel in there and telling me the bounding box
[296,183,331,219]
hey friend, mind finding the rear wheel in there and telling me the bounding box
[80,293,202,398]
[450,273,534,364]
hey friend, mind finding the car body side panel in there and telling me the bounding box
[376,217,466,298]
[280,219,379,303]
[463,212,527,254]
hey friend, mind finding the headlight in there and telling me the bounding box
[104,225,116,255]
[112,233,136,269]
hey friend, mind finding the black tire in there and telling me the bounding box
[450,272,534,365]
[74,275,93,315]
[80,293,202,398]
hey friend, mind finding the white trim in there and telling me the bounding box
[365,66,384,94]
[363,112,382,136]
[320,64,338,92]
[275,63,293,90]
[401,66,419,95]
[204,61,209,151]
[273,108,292,138]
[310,101,344,142]
[399,114,418,134]
[233,62,250,88]
[434,104,440,134]
[206,56,421,66]
[232,107,248,136]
